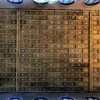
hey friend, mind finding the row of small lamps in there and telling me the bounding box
[7,0,100,5]
[7,96,100,100]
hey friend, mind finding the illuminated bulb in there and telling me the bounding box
[84,0,99,5]
[34,97,48,100]
[59,0,76,5]
[33,0,48,4]
[33,0,58,4]
[48,0,58,4]
[7,0,23,4]
[60,97,74,100]
[85,97,100,100]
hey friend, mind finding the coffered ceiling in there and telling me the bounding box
[0,0,100,10]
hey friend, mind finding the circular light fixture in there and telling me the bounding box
[33,0,48,4]
[34,97,48,100]
[7,96,23,100]
[84,0,99,5]
[58,0,75,5]
[48,0,58,4]
[7,0,23,4]
[85,97,100,100]
[59,97,75,100]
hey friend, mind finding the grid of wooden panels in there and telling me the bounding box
[91,10,100,91]
[18,10,89,92]
[0,9,99,92]
[0,9,17,92]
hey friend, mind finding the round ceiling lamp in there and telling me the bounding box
[84,0,99,5]
[33,0,48,4]
[34,97,48,100]
[59,97,75,100]
[58,0,76,5]
[48,0,58,4]
[7,0,23,4]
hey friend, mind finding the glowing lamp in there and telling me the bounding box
[48,0,58,4]
[59,97,75,100]
[34,97,48,100]
[33,0,48,4]
[7,0,23,4]
[58,0,75,5]
[85,97,100,100]
[84,0,99,5]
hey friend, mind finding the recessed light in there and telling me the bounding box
[58,0,75,5]
[84,0,99,5]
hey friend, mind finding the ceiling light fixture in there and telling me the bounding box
[33,0,48,4]
[48,0,58,4]
[84,0,99,5]
[58,0,76,5]
[7,0,23,4]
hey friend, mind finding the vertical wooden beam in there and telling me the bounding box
[89,10,93,91]
[16,9,20,92]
